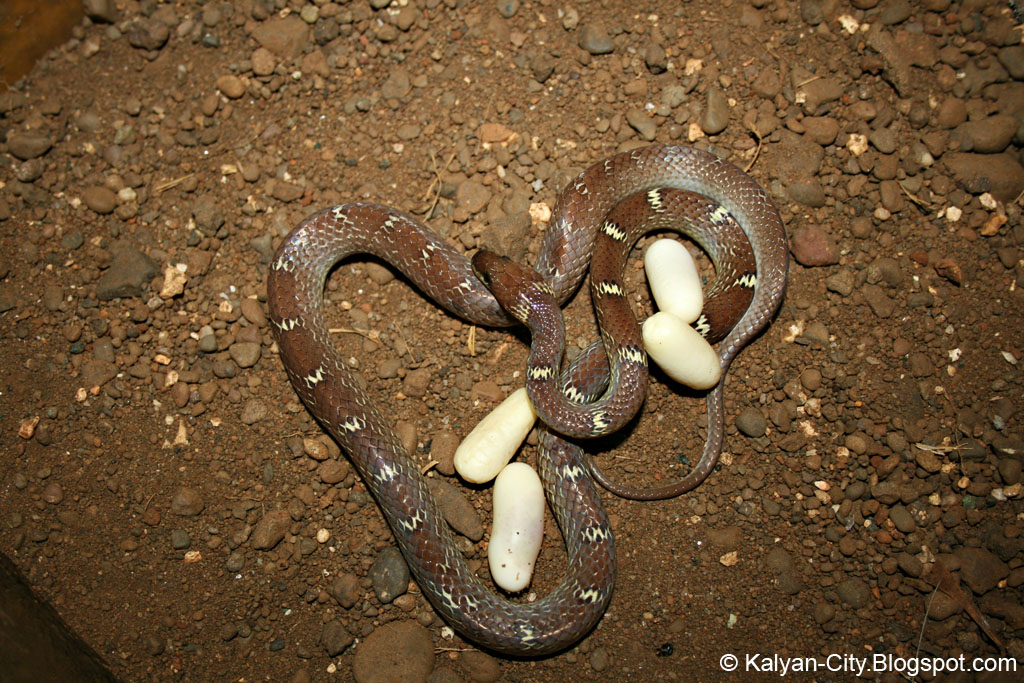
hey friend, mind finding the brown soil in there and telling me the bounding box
[1,1,1023,681]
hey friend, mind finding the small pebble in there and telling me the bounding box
[578,25,614,54]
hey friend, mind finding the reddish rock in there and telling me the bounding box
[251,509,291,550]
[790,226,840,267]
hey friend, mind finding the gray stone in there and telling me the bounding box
[429,430,460,477]
[313,17,340,46]
[888,505,916,533]
[626,108,657,141]
[837,577,871,608]
[824,268,855,296]
[735,407,767,438]
[251,16,308,58]
[935,97,967,128]
[869,127,898,154]
[870,480,901,505]
[270,180,303,203]
[864,257,904,288]
[229,341,261,368]
[644,43,667,74]
[170,529,191,549]
[800,0,826,25]
[799,77,843,113]
[192,196,225,236]
[198,326,217,353]
[95,247,158,300]
[481,212,531,263]
[428,478,484,541]
[661,84,688,108]
[369,546,410,604]
[813,601,835,625]
[0,285,16,313]
[927,591,963,620]
[455,180,490,215]
[81,359,117,388]
[240,299,266,326]
[998,45,1024,80]
[125,19,170,50]
[495,0,519,18]
[771,130,825,185]
[787,180,827,208]
[802,116,840,145]
[578,25,614,55]
[879,0,912,25]
[895,551,923,577]
[6,132,52,160]
[531,54,555,83]
[170,487,204,516]
[225,552,245,573]
[998,457,1022,485]
[381,67,411,100]
[956,115,1017,154]
[765,546,803,595]
[865,24,911,95]
[461,651,501,682]
[944,152,1024,201]
[700,87,730,135]
[860,283,896,318]
[321,620,353,657]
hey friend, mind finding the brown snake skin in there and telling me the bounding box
[267,145,788,654]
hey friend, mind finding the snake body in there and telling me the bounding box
[473,188,759,440]
[267,145,788,653]
[529,146,787,499]
[269,204,615,655]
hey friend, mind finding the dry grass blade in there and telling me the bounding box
[898,180,932,209]
[415,148,456,216]
[154,174,195,193]
[914,442,963,455]
[328,327,381,342]
[744,125,763,174]
[925,559,1004,650]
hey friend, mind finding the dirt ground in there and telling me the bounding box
[1,0,1023,681]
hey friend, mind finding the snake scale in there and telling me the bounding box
[267,145,788,654]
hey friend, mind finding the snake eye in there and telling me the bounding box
[476,268,491,287]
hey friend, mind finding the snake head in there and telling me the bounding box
[470,249,503,289]
[472,250,555,324]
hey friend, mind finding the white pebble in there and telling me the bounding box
[489,462,545,592]
[642,311,721,389]
[644,238,703,323]
[454,388,536,484]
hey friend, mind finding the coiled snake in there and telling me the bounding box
[267,145,788,654]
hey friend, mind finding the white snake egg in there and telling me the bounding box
[454,387,537,484]
[489,462,545,593]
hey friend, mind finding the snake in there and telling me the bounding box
[267,145,788,654]
[476,149,788,498]
[472,187,760,440]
